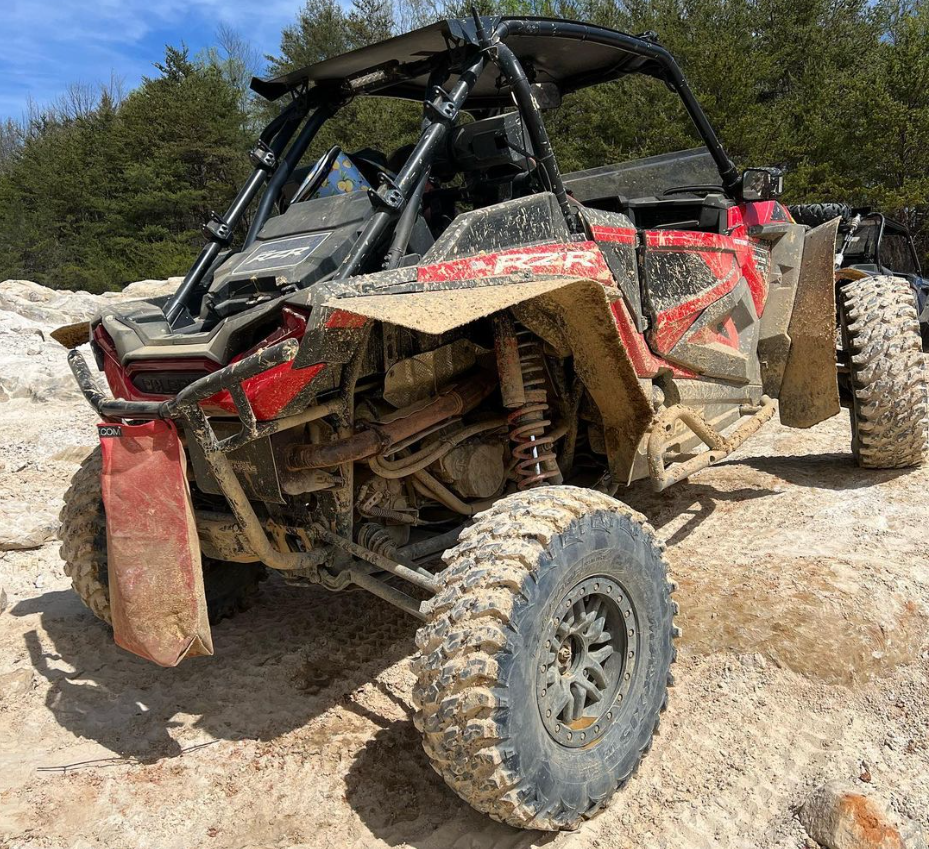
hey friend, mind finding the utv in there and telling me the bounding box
[57,16,928,830]
[790,202,929,347]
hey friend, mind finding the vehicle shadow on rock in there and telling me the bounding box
[343,708,554,849]
[720,451,911,491]
[12,576,415,764]
[624,480,779,546]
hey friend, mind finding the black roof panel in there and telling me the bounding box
[251,16,665,107]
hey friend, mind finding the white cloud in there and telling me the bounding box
[3,0,303,118]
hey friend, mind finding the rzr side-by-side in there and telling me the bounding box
[57,16,928,831]
[790,202,929,348]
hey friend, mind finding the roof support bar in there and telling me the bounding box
[163,96,311,327]
[334,51,487,280]
[494,19,739,193]
[490,40,578,233]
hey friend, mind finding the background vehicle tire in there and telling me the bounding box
[838,275,928,469]
[412,486,677,831]
[788,202,853,227]
[59,447,266,625]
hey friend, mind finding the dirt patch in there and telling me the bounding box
[677,556,927,684]
[1,393,928,848]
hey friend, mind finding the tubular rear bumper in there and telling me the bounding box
[68,338,300,422]
[69,337,326,574]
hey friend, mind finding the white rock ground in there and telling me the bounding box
[0,280,927,849]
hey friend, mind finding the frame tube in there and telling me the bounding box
[494,19,739,192]
[164,99,309,327]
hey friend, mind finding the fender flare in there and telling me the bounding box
[326,275,653,480]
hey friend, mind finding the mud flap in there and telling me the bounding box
[97,419,213,667]
[778,219,841,428]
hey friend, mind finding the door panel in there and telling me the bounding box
[642,229,768,383]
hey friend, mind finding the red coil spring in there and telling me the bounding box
[509,331,560,489]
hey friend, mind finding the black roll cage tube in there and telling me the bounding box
[862,213,923,279]
[163,93,316,327]
[493,19,739,193]
[164,19,739,325]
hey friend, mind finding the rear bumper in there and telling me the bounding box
[68,339,299,422]
[69,337,325,575]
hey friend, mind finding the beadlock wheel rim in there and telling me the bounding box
[535,575,638,748]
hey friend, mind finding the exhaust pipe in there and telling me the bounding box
[286,370,498,471]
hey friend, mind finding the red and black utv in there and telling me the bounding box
[57,16,927,830]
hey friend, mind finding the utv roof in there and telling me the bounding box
[251,16,668,107]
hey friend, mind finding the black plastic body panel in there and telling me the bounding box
[564,148,722,203]
[210,192,376,295]
[424,193,571,261]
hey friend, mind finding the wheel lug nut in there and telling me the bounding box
[546,709,552,717]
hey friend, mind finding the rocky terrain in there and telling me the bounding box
[0,279,926,849]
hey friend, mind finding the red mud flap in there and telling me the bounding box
[97,420,213,667]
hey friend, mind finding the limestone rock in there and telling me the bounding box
[800,781,927,849]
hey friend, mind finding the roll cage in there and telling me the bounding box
[164,15,740,328]
[842,211,922,278]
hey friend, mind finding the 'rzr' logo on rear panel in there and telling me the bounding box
[239,233,331,274]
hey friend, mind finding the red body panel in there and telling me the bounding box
[418,242,615,285]
[97,307,323,420]
[643,229,769,356]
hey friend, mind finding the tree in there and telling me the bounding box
[0,45,251,291]
[265,0,422,162]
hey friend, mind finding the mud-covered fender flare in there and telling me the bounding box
[325,274,653,480]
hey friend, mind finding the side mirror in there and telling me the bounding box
[741,167,784,201]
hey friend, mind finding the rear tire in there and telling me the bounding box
[838,276,928,468]
[59,447,266,625]
[412,486,677,830]
[788,202,852,228]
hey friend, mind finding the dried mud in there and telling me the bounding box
[1,395,928,849]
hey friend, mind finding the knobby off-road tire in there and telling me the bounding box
[412,486,677,831]
[838,275,928,469]
[788,202,853,228]
[59,447,266,625]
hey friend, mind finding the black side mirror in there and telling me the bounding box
[741,167,784,201]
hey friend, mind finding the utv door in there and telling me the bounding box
[640,228,768,383]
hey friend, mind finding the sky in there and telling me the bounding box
[2,0,302,120]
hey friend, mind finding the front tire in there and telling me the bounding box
[412,486,677,830]
[838,275,928,469]
[59,447,266,625]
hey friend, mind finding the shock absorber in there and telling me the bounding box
[494,314,563,489]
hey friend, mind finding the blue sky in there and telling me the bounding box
[2,0,302,120]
